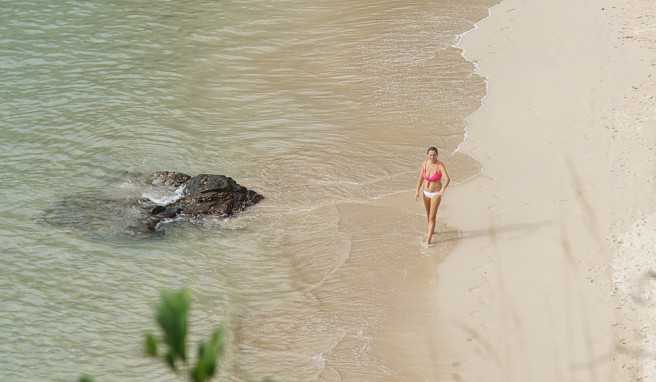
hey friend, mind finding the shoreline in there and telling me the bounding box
[315,4,504,381]
[333,3,505,380]
[452,6,492,158]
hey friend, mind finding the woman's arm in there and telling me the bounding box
[439,163,450,194]
[415,162,425,200]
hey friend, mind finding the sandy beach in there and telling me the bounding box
[296,1,656,380]
[401,0,656,380]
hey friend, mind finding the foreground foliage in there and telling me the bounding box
[79,289,225,382]
[145,289,225,382]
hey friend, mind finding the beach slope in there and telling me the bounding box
[433,0,656,380]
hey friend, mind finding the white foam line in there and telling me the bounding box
[450,5,496,157]
[142,184,187,206]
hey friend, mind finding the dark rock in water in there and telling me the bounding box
[142,172,263,231]
[168,174,264,218]
[186,174,236,195]
[149,171,192,187]
[42,172,263,239]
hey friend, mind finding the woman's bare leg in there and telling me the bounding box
[426,196,442,244]
[422,194,431,223]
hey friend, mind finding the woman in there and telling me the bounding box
[415,146,450,244]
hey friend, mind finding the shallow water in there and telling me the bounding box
[0,1,495,380]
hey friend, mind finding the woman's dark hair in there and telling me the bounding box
[426,146,438,155]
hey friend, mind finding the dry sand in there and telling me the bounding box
[360,0,656,381]
[446,1,617,379]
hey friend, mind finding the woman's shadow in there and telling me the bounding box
[439,220,550,243]
[422,220,551,262]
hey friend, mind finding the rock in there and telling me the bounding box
[186,174,236,194]
[149,171,192,187]
[142,172,263,231]
[42,172,263,238]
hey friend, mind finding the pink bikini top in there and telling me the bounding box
[423,164,442,183]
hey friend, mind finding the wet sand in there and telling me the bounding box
[224,3,500,381]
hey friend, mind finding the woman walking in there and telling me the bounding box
[415,146,450,244]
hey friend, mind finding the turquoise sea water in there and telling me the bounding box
[0,1,494,380]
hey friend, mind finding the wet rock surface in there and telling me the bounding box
[148,171,192,187]
[144,172,263,229]
[42,172,263,238]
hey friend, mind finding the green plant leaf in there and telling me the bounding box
[156,289,191,369]
[78,375,95,382]
[191,354,207,382]
[144,332,158,357]
[165,350,176,371]
[209,327,225,358]
[190,326,225,382]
